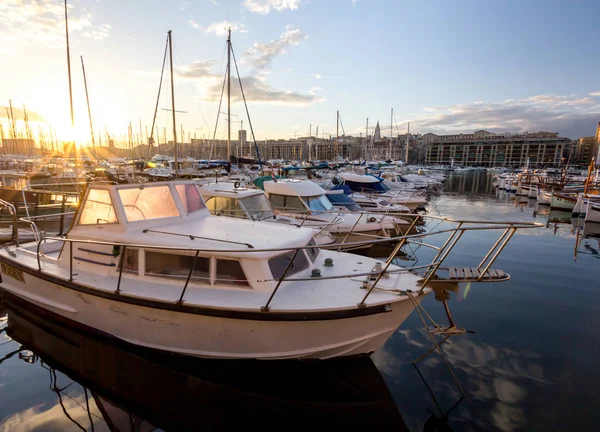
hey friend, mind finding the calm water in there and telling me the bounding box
[1,171,599,431]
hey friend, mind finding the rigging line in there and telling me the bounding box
[338,113,346,136]
[52,369,87,432]
[209,67,228,161]
[84,387,95,431]
[150,35,169,141]
[230,45,264,175]
[61,390,105,422]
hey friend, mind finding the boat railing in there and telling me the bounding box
[30,216,544,311]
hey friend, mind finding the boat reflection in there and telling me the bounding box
[0,291,407,431]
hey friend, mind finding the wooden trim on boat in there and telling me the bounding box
[0,256,394,322]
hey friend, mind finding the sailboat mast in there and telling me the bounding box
[389,108,393,160]
[336,110,339,160]
[406,122,410,164]
[366,118,369,161]
[365,118,369,161]
[64,1,74,129]
[227,28,231,163]
[168,30,177,177]
[64,0,79,178]
[80,56,95,148]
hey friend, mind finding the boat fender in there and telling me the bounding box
[234,181,241,189]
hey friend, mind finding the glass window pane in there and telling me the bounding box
[120,248,139,273]
[79,189,117,225]
[268,251,309,279]
[204,197,245,218]
[176,184,205,214]
[305,238,319,263]
[283,196,305,211]
[240,194,275,220]
[118,186,179,222]
[269,194,285,209]
[216,259,249,286]
[145,251,210,282]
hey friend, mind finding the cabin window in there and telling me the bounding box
[176,184,205,214]
[215,259,249,286]
[269,194,306,211]
[305,238,319,262]
[268,250,310,279]
[240,194,275,220]
[78,189,117,225]
[145,251,210,282]
[205,197,245,218]
[120,249,139,273]
[118,185,179,222]
[303,195,333,213]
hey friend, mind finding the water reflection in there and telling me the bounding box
[0,291,407,431]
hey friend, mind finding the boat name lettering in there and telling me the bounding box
[1,262,25,282]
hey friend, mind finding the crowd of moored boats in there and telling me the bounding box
[0,158,555,360]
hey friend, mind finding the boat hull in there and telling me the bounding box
[551,194,576,211]
[586,203,600,223]
[0,266,424,360]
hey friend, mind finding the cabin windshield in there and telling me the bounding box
[303,195,333,214]
[118,185,180,222]
[175,184,205,214]
[78,189,117,225]
[204,196,245,218]
[326,193,361,211]
[240,194,275,220]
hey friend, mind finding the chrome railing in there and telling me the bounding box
[25,216,544,311]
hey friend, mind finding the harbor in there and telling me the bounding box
[0,170,599,430]
[2,0,600,430]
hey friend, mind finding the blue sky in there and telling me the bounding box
[1,0,599,146]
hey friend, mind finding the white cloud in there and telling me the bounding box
[175,60,324,106]
[243,0,301,14]
[181,1,190,10]
[244,28,306,69]
[193,21,247,37]
[409,93,599,138]
[309,73,347,79]
[0,0,110,56]
[590,91,600,97]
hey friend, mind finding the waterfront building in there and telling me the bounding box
[424,130,569,167]
[574,136,596,165]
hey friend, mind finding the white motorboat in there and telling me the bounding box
[198,181,336,247]
[259,179,408,249]
[326,190,412,215]
[0,181,433,360]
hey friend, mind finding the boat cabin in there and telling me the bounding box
[259,179,335,215]
[199,182,275,221]
[339,173,390,194]
[56,181,318,293]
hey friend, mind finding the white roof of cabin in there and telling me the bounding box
[69,181,313,259]
[339,173,380,183]
[199,182,264,198]
[263,179,326,197]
